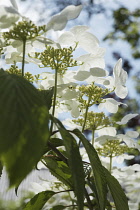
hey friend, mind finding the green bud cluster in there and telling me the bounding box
[35,45,78,74]
[78,82,109,109]
[3,20,46,41]
[97,140,129,157]
[73,111,110,130]
[6,65,39,83]
[6,65,22,75]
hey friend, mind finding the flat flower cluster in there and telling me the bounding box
[0,0,139,209]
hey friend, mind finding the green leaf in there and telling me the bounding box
[73,129,107,210]
[43,156,73,188]
[103,167,129,210]
[50,205,66,210]
[0,161,3,178]
[23,190,55,210]
[44,138,64,153]
[52,117,85,210]
[39,87,54,110]
[0,70,50,187]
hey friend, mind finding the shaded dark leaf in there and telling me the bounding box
[103,167,129,210]
[43,156,73,188]
[23,190,55,210]
[51,116,85,210]
[73,129,107,210]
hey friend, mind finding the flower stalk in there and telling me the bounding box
[50,66,58,133]
[22,39,26,77]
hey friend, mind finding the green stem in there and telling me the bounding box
[109,154,113,174]
[22,39,26,77]
[78,97,91,146]
[92,130,95,146]
[47,141,68,165]
[82,97,91,133]
[108,154,113,204]
[50,67,58,133]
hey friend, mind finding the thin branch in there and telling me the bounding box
[47,141,68,165]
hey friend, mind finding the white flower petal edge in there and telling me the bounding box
[115,154,134,164]
[125,130,139,138]
[116,113,139,125]
[46,5,82,31]
[113,58,128,98]
[61,5,83,20]
[97,126,117,136]
[98,98,127,113]
[10,0,18,10]
[58,25,99,53]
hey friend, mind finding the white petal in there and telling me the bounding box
[70,101,80,118]
[58,31,75,45]
[115,85,128,99]
[73,71,90,81]
[10,0,18,10]
[98,98,119,113]
[126,131,139,138]
[131,164,140,171]
[70,25,89,35]
[113,58,122,78]
[120,68,128,85]
[97,127,117,136]
[90,67,108,77]
[46,15,67,31]
[61,5,82,20]
[95,135,119,145]
[59,89,78,100]
[116,156,125,164]
[78,32,99,53]
[117,113,138,125]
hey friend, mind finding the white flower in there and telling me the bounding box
[115,154,134,164]
[62,118,81,130]
[95,135,119,145]
[65,99,80,118]
[116,113,139,125]
[98,98,127,113]
[117,131,140,150]
[97,126,117,136]
[0,0,21,29]
[76,48,106,70]
[103,59,128,99]
[58,25,99,53]
[40,71,76,89]
[46,5,82,31]
[113,58,128,98]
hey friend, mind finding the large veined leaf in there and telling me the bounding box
[23,190,55,210]
[51,116,85,210]
[73,129,107,210]
[0,70,50,187]
[43,156,73,188]
[103,167,129,210]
